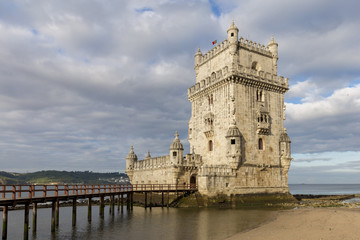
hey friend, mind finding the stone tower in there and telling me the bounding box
[188,21,292,196]
[126,21,293,197]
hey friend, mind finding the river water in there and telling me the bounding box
[0,205,276,240]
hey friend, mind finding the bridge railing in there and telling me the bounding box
[0,184,197,200]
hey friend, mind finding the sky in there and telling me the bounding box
[0,0,359,184]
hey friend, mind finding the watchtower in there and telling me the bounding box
[188,21,292,196]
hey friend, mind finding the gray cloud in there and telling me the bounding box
[0,0,359,180]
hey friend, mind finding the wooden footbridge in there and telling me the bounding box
[0,184,197,240]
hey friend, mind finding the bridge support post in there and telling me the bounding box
[72,198,77,226]
[121,194,124,213]
[111,195,115,215]
[51,201,56,232]
[167,191,170,208]
[24,203,29,240]
[144,192,147,209]
[117,194,120,212]
[126,194,130,210]
[109,196,112,214]
[149,192,152,209]
[55,199,60,227]
[130,192,133,210]
[99,196,104,218]
[161,192,164,207]
[32,203,37,233]
[2,206,8,240]
[87,198,92,222]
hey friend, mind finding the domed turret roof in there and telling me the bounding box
[145,150,151,159]
[126,146,138,160]
[227,20,239,32]
[226,120,241,137]
[267,36,278,46]
[280,129,291,142]
[170,131,184,150]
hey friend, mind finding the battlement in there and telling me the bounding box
[196,39,229,66]
[195,37,273,67]
[188,66,289,98]
[133,155,170,170]
[238,37,272,57]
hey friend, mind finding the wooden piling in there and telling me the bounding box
[149,192,152,209]
[87,197,92,222]
[162,192,164,207]
[99,196,104,218]
[117,194,120,212]
[51,201,56,232]
[121,194,124,213]
[130,192,133,210]
[55,199,60,227]
[144,192,148,209]
[72,198,77,226]
[126,194,130,210]
[2,206,8,240]
[167,191,170,207]
[24,203,29,240]
[32,203,37,233]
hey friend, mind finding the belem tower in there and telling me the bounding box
[126,21,293,197]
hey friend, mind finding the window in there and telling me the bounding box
[256,89,264,102]
[173,151,177,157]
[231,139,235,145]
[258,138,263,150]
[231,33,234,37]
[209,140,213,151]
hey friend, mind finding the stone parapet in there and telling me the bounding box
[188,70,289,99]
[133,155,170,170]
[196,37,272,67]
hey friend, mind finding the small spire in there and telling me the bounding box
[228,20,239,31]
[268,36,277,46]
[175,131,179,139]
[130,146,134,153]
[146,150,151,158]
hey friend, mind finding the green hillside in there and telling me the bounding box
[0,171,129,185]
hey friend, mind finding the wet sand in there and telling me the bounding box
[226,208,360,240]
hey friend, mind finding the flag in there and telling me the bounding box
[212,40,217,45]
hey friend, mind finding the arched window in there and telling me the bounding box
[173,151,177,157]
[258,138,263,150]
[209,140,213,151]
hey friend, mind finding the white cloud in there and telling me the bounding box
[0,0,359,182]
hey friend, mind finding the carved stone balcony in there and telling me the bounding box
[257,122,270,135]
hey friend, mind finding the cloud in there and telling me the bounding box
[285,84,360,153]
[0,0,359,182]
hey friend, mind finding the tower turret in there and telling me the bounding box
[194,47,202,66]
[225,120,242,169]
[267,36,278,75]
[126,146,137,171]
[279,128,292,184]
[227,20,239,54]
[169,131,184,165]
[145,150,151,160]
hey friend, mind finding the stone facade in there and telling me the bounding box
[126,21,293,197]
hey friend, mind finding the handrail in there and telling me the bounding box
[0,184,197,200]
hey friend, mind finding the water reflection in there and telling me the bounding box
[1,205,276,240]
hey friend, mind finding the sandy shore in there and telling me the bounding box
[226,208,360,240]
